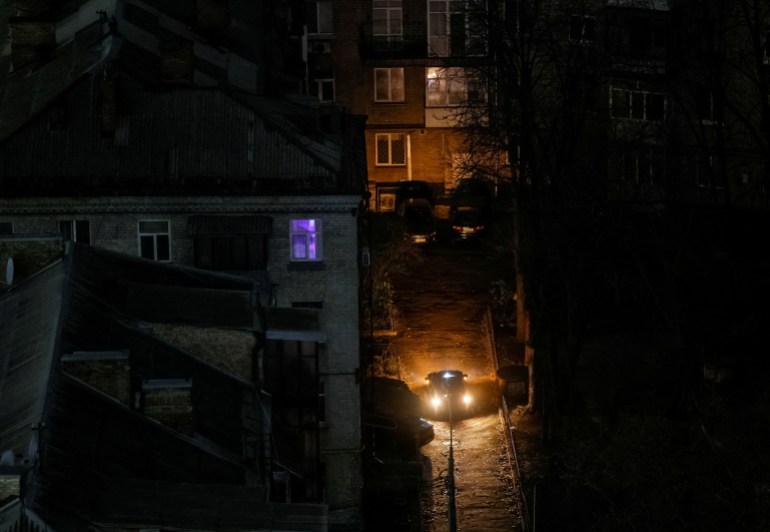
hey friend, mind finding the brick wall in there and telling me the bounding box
[0,473,20,501]
[61,351,131,406]
[142,379,194,435]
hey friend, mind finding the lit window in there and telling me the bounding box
[426,67,483,106]
[60,220,91,245]
[374,68,404,102]
[373,0,402,38]
[375,133,406,165]
[290,219,323,261]
[138,220,171,261]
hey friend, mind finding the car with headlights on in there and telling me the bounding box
[424,370,474,419]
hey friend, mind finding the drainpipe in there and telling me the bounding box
[407,133,412,181]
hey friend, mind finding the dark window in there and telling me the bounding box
[60,220,91,244]
[194,235,266,270]
[0,222,12,235]
[292,301,324,309]
[570,15,596,42]
[646,93,665,121]
[138,220,171,261]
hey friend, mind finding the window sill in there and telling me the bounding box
[288,261,326,271]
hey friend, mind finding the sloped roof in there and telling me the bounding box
[0,0,367,196]
[0,259,66,467]
[0,244,329,529]
[0,6,115,144]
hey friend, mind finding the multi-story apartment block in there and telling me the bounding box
[287,0,495,213]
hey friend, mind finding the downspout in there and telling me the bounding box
[407,133,412,180]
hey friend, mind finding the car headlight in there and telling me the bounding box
[463,394,472,406]
[431,395,443,408]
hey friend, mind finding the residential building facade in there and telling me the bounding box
[0,0,368,529]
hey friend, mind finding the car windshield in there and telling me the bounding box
[427,371,465,392]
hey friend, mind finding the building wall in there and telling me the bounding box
[0,194,363,524]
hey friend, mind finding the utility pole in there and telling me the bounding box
[447,391,457,532]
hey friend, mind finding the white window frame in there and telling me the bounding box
[373,0,402,38]
[138,220,171,261]
[310,1,333,34]
[374,68,405,102]
[428,0,486,57]
[316,78,335,102]
[375,133,406,166]
[290,219,323,262]
[60,219,91,244]
[426,67,483,107]
[610,86,666,122]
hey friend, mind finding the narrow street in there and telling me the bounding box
[389,241,525,531]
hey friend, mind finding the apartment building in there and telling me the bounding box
[289,0,495,213]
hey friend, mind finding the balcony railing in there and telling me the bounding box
[360,22,427,60]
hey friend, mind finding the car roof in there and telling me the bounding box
[427,370,465,379]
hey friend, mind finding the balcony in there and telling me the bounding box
[360,22,427,60]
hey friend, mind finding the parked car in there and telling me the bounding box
[402,201,436,244]
[424,370,473,419]
[450,177,493,210]
[449,205,489,241]
[363,411,435,456]
[395,180,434,215]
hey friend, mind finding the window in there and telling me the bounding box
[373,0,402,38]
[290,219,322,261]
[375,133,406,165]
[374,68,404,102]
[195,236,266,270]
[611,87,665,122]
[695,87,717,124]
[694,154,723,189]
[309,1,333,34]
[0,222,12,235]
[318,381,327,425]
[763,30,770,65]
[426,67,484,106]
[609,148,664,185]
[569,15,596,42]
[138,220,170,261]
[428,0,486,57]
[60,220,91,245]
[314,78,335,102]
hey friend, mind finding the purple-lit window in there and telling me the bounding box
[290,219,323,261]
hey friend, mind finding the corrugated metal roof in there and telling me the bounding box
[0,73,341,185]
[0,260,66,466]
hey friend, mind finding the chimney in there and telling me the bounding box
[61,350,131,406]
[141,379,194,435]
